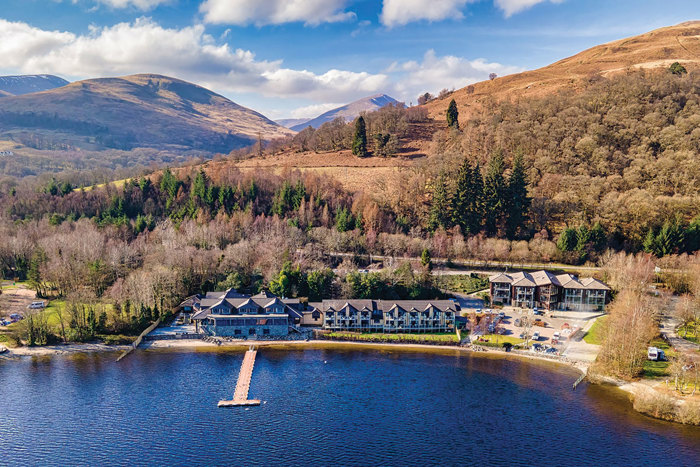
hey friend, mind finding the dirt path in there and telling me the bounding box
[0,283,36,319]
[660,297,700,358]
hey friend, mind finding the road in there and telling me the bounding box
[317,250,604,273]
[659,297,700,358]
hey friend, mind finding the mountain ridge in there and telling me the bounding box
[0,73,293,153]
[0,74,69,96]
[289,94,399,131]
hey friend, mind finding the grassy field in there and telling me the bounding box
[642,338,678,378]
[74,178,130,192]
[583,316,607,345]
[473,333,524,346]
[326,332,459,344]
[439,274,489,294]
[1,280,28,290]
[677,322,699,344]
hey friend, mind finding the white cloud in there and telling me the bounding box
[87,0,172,10]
[380,0,471,27]
[200,0,355,26]
[0,18,388,102]
[289,102,344,119]
[495,0,564,17]
[390,50,523,103]
[380,0,564,25]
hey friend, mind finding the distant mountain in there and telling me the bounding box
[276,118,311,129]
[290,94,399,132]
[0,73,294,153]
[0,74,69,96]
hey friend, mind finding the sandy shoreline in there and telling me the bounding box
[2,338,583,374]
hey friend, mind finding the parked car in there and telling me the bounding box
[532,331,541,341]
[28,301,46,310]
[498,312,506,319]
[532,343,543,351]
[545,347,557,354]
[533,307,544,316]
[9,313,23,321]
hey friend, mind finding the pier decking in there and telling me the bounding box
[218,348,261,407]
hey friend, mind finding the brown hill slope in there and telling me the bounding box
[426,21,700,119]
[219,21,700,191]
[0,74,293,153]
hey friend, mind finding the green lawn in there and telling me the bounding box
[472,333,524,346]
[439,274,489,294]
[583,316,607,345]
[677,321,699,344]
[327,332,459,344]
[642,338,677,378]
[1,280,29,290]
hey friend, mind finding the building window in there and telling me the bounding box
[249,328,255,335]
[263,329,270,335]
[234,329,241,335]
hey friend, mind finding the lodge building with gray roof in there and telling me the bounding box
[489,270,610,312]
[183,289,306,337]
[313,299,458,333]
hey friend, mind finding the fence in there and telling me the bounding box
[116,317,161,362]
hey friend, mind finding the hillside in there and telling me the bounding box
[0,74,293,153]
[426,21,700,118]
[0,74,69,96]
[289,94,398,131]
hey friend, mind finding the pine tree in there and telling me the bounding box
[483,151,507,236]
[352,116,368,157]
[557,228,578,252]
[421,248,432,270]
[428,172,451,231]
[643,228,657,255]
[505,153,530,238]
[451,158,483,235]
[446,99,459,129]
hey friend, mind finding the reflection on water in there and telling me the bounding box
[1,349,698,466]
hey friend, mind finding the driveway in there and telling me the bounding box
[659,298,700,358]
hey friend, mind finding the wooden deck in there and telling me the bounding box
[218,348,261,407]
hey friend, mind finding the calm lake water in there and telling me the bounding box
[1,347,699,466]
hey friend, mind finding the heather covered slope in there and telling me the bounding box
[0,74,293,153]
[426,21,700,119]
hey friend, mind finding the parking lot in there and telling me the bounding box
[466,306,601,354]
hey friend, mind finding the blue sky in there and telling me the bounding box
[0,0,698,119]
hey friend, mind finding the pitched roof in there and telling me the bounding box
[510,272,537,287]
[580,277,611,291]
[530,270,561,286]
[556,274,586,289]
[489,273,513,283]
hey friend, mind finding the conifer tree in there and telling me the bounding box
[483,151,507,236]
[352,116,368,157]
[428,172,451,231]
[505,153,530,238]
[451,158,483,235]
[446,99,459,129]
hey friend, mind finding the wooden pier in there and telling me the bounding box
[218,347,261,407]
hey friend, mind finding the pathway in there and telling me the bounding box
[660,300,700,357]
[218,348,261,407]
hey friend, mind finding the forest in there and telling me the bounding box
[1,68,700,347]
